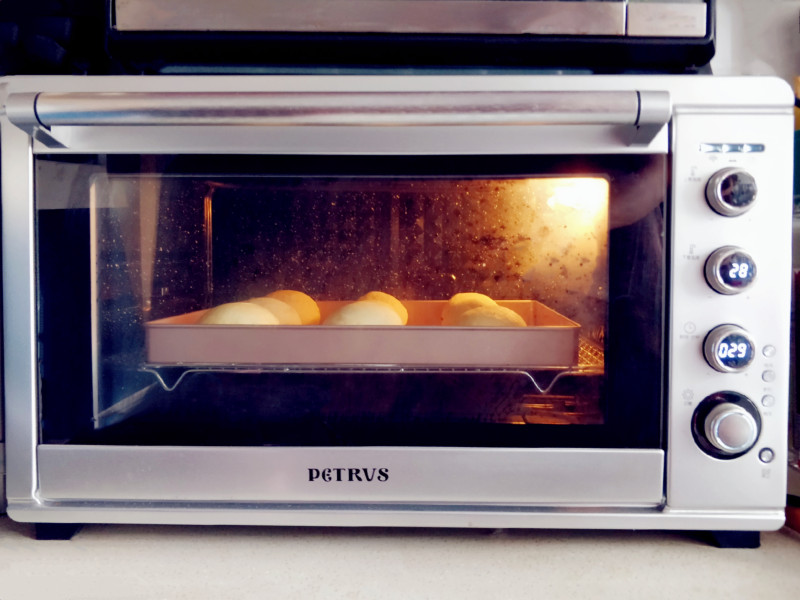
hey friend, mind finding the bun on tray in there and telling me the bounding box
[266,289,320,325]
[198,302,279,325]
[441,292,497,326]
[323,300,404,326]
[248,297,302,325]
[455,305,527,327]
[358,291,409,325]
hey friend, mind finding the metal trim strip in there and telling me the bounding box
[37,445,666,505]
[7,499,784,531]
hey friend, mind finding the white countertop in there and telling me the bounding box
[2,517,800,599]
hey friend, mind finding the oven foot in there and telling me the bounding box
[33,522,83,541]
[703,530,761,549]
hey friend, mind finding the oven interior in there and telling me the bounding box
[35,154,665,450]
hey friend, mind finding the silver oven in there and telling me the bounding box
[0,75,793,540]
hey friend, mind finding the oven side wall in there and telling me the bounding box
[0,81,39,513]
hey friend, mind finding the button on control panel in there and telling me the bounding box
[758,448,775,464]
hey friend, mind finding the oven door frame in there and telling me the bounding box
[0,75,790,530]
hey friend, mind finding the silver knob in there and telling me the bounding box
[704,246,757,295]
[704,402,759,455]
[703,324,755,373]
[705,167,757,217]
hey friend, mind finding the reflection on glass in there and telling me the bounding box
[89,175,610,334]
[35,155,664,449]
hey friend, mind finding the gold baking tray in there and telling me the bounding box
[144,300,580,368]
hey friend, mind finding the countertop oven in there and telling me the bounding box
[0,75,793,544]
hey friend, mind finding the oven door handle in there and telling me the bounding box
[4,90,670,147]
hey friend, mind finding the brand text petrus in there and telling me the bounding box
[308,468,389,482]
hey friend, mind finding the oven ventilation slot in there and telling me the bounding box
[3,89,671,147]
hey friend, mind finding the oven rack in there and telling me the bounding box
[140,338,604,394]
[90,338,604,428]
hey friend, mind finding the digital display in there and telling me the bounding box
[715,333,754,369]
[717,252,756,289]
[719,172,756,209]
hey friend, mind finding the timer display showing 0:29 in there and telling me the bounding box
[715,334,753,369]
[717,341,749,360]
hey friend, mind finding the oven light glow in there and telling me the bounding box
[514,176,609,324]
[544,177,609,225]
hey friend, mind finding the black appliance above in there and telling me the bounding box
[105,0,715,74]
[0,0,715,75]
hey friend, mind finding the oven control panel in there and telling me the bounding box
[668,110,792,512]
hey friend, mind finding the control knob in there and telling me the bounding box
[705,167,757,217]
[703,403,759,455]
[692,392,761,459]
[703,324,755,373]
[704,246,757,294]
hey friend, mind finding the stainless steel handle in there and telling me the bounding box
[12,89,669,125]
[4,89,670,146]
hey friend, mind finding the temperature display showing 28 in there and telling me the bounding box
[717,252,756,289]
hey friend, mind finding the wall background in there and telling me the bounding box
[712,0,800,83]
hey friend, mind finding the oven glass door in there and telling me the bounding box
[35,153,665,451]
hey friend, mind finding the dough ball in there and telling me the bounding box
[266,290,321,325]
[441,292,497,326]
[248,297,302,325]
[456,305,527,328]
[358,291,408,325]
[323,300,404,326]
[198,302,279,325]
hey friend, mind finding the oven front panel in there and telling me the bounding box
[1,75,792,528]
